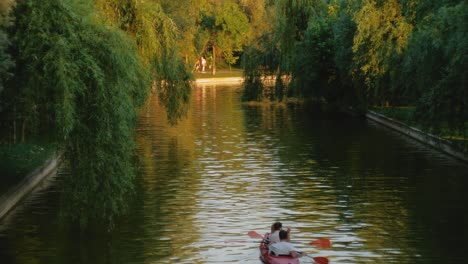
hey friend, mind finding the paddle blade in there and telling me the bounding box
[247,231,263,239]
[310,238,331,248]
[313,256,329,264]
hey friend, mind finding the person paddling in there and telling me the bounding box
[268,230,303,258]
[269,221,291,244]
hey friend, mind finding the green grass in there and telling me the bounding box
[372,106,416,124]
[0,142,56,195]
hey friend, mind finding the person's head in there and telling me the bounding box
[272,222,282,231]
[279,230,288,240]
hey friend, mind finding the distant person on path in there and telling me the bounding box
[201,56,207,72]
[269,221,291,244]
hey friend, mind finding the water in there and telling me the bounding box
[1,83,467,264]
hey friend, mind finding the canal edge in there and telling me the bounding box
[0,153,61,221]
[195,77,244,84]
[366,110,468,164]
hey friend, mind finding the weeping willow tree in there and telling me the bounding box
[352,0,413,106]
[242,0,325,102]
[133,1,191,125]
[196,0,250,75]
[11,0,150,228]
[292,0,337,101]
[400,1,467,137]
[0,34,11,94]
[0,3,13,96]
[95,0,192,125]
[241,0,285,102]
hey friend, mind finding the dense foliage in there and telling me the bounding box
[0,0,466,228]
[201,1,250,71]
[4,0,151,227]
[95,0,192,125]
[0,1,13,97]
[401,1,467,134]
[243,0,467,139]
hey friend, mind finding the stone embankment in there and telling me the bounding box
[194,75,289,85]
[195,77,243,84]
[366,111,468,163]
[0,155,60,220]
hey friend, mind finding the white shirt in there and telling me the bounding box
[268,241,298,256]
[269,231,280,244]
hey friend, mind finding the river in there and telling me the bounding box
[0,83,467,264]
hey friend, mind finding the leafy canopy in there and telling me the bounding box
[12,0,150,227]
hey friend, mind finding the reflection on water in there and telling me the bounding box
[1,83,468,264]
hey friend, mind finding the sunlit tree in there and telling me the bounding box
[198,0,250,74]
[95,0,192,124]
[352,0,413,106]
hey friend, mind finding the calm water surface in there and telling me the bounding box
[1,83,468,264]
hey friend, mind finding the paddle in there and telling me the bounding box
[309,238,332,249]
[247,230,264,239]
[247,231,332,248]
[303,255,329,264]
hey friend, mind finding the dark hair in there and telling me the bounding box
[279,230,288,240]
[273,222,282,231]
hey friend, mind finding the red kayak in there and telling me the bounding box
[259,233,300,264]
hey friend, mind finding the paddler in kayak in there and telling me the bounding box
[269,222,291,244]
[268,230,303,258]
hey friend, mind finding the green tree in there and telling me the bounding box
[293,1,336,99]
[157,0,211,65]
[236,0,274,44]
[95,0,192,125]
[11,0,150,227]
[243,0,325,101]
[331,0,362,109]
[274,0,317,74]
[401,1,467,135]
[352,0,413,106]
[199,0,250,74]
[0,1,13,96]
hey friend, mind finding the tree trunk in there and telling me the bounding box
[13,105,16,144]
[21,118,26,143]
[13,118,16,144]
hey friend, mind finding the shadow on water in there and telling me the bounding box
[241,100,468,263]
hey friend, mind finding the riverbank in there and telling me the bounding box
[0,142,56,194]
[0,153,60,220]
[195,76,243,84]
[366,110,468,164]
[193,69,244,84]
